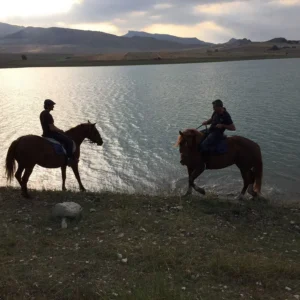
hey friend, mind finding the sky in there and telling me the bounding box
[0,0,299,43]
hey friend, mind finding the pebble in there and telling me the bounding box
[121,258,128,264]
[285,287,292,291]
[90,208,96,213]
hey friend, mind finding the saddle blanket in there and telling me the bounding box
[44,138,76,156]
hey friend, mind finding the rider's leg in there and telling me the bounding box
[200,131,223,153]
[49,132,75,164]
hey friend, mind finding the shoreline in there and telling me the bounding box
[1,54,300,69]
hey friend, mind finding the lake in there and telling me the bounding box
[1,58,300,201]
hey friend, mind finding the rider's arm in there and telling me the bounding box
[222,123,236,131]
[49,124,64,133]
[203,118,212,125]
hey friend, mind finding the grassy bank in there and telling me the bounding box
[1,52,300,69]
[0,187,299,300]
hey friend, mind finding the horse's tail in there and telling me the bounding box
[253,146,263,194]
[5,138,20,182]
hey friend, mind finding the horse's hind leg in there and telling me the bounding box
[15,164,24,187]
[21,166,35,198]
[236,169,250,200]
[247,169,256,197]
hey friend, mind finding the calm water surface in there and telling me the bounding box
[1,58,300,201]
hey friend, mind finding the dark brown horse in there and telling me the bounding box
[175,129,263,199]
[5,121,103,198]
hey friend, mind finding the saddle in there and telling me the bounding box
[44,138,76,156]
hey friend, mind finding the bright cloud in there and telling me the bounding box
[274,0,300,5]
[143,21,234,43]
[69,22,122,35]
[194,1,254,16]
[0,0,81,19]
[153,3,173,10]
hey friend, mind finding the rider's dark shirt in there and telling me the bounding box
[209,108,233,134]
[40,110,54,137]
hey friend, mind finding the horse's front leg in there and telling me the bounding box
[61,165,67,191]
[183,166,194,197]
[71,163,86,192]
[189,164,206,195]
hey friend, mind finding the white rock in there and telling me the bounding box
[294,295,300,300]
[52,202,82,218]
[117,253,123,259]
[121,258,128,263]
[285,287,292,291]
[90,208,96,213]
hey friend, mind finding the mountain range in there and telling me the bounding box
[0,22,298,54]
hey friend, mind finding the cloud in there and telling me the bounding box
[1,0,300,42]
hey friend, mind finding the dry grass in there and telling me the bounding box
[1,43,300,69]
[0,187,299,300]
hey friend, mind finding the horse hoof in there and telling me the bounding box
[21,191,30,199]
[183,189,192,197]
[253,194,268,203]
[247,185,256,197]
[235,194,246,201]
[194,186,205,195]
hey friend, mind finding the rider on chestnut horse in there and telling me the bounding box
[40,99,77,166]
[200,99,236,154]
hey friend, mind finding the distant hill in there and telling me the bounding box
[267,37,299,44]
[0,25,209,54]
[123,31,210,45]
[0,22,24,38]
[225,38,252,46]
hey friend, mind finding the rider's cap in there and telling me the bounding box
[44,99,56,106]
[212,99,223,107]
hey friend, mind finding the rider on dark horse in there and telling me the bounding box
[40,99,77,166]
[200,99,236,154]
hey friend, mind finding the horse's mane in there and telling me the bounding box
[174,129,205,147]
[65,123,90,134]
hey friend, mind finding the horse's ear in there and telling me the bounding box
[179,131,183,136]
[93,123,96,126]
[88,120,91,124]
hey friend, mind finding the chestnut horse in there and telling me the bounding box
[5,121,103,198]
[175,129,263,199]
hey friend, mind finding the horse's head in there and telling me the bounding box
[175,129,204,165]
[84,121,103,146]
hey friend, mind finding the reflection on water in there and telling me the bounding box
[1,59,300,201]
